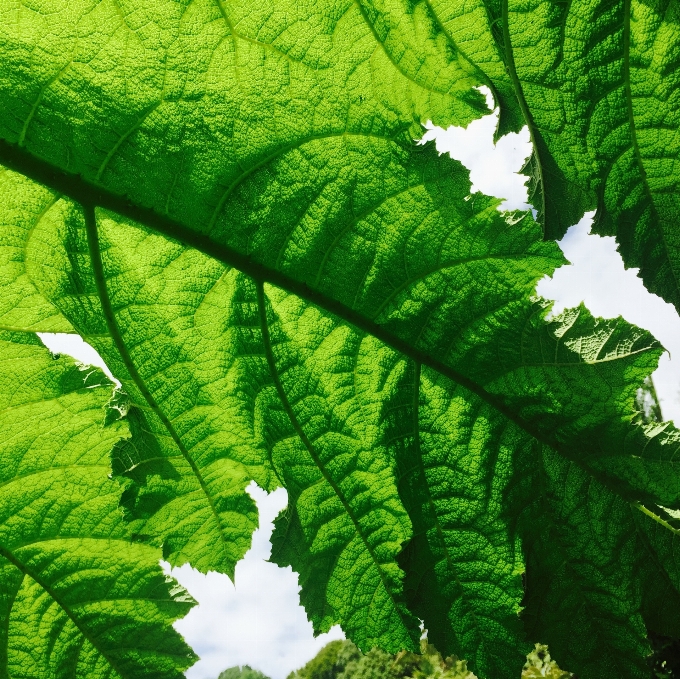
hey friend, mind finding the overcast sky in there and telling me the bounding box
[37,97,680,679]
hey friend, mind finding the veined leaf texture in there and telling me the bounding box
[0,1,679,678]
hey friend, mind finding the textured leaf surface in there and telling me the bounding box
[0,0,487,225]
[521,457,680,679]
[519,448,651,679]
[262,286,421,652]
[396,364,531,678]
[0,169,74,333]
[0,331,195,679]
[501,0,680,312]
[6,182,268,576]
[3,158,678,677]
[2,2,680,677]
[422,0,525,139]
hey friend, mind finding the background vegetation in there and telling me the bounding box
[218,633,680,679]
[217,640,572,679]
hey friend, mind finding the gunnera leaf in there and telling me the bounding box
[1,3,680,678]
[501,0,680,313]
[0,331,196,678]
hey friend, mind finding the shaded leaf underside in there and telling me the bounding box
[3,152,680,678]
[0,332,195,679]
[502,0,680,313]
[1,1,680,678]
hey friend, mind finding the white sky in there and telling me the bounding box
[37,96,680,679]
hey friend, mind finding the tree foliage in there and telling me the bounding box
[0,1,680,678]
[219,666,271,679]
[286,639,571,679]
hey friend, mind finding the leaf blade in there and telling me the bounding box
[0,331,196,679]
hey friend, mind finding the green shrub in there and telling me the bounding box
[290,640,572,679]
[219,665,271,679]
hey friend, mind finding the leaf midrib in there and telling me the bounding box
[82,205,233,574]
[410,363,497,671]
[621,0,680,302]
[0,544,129,679]
[499,0,547,228]
[257,280,417,644]
[0,140,604,456]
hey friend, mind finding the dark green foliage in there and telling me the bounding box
[649,632,680,679]
[337,647,401,679]
[219,665,271,679]
[289,639,574,679]
[289,640,450,679]
[288,641,356,679]
[1,1,680,677]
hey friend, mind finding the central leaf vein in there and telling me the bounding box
[82,204,232,566]
[256,280,409,623]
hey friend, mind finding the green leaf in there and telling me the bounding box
[0,0,487,212]
[2,3,680,677]
[422,0,525,139]
[0,168,73,333]
[500,0,680,312]
[0,142,676,676]
[519,448,651,679]
[521,450,680,679]
[0,331,195,678]
[2,150,676,677]
[13,185,266,576]
[633,504,680,640]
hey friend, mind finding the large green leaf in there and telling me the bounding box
[2,155,678,677]
[490,0,680,312]
[0,330,195,678]
[0,0,487,214]
[2,2,680,678]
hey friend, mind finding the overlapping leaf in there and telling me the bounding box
[412,0,525,139]
[355,0,680,316]
[0,331,195,678]
[500,0,680,313]
[3,152,679,678]
[0,168,273,577]
[2,1,680,678]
